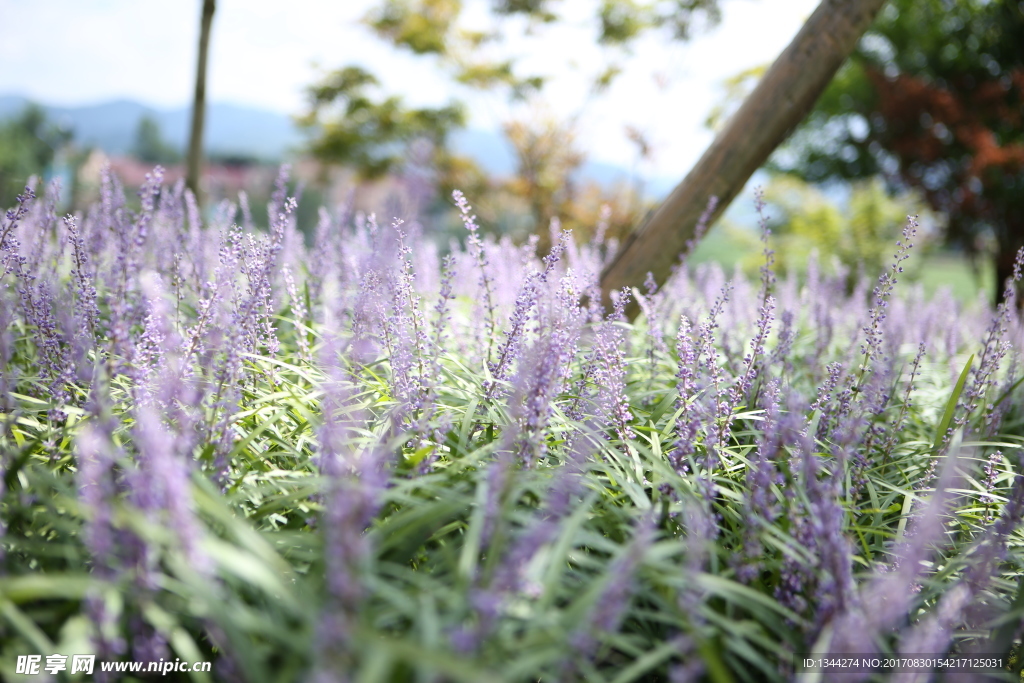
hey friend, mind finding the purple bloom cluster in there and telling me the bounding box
[453,190,498,364]
[861,216,918,370]
[3,169,1024,680]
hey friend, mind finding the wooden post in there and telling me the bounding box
[186,0,216,202]
[599,0,888,317]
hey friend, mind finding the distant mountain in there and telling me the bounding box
[0,95,301,160]
[0,94,676,196]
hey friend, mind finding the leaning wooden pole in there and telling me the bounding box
[599,0,888,317]
[186,0,216,202]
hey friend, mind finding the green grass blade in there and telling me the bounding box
[932,354,973,454]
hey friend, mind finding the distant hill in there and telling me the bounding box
[0,95,301,160]
[0,94,676,195]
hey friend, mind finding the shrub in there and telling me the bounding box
[1,166,1023,682]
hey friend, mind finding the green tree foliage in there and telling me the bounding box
[492,0,560,20]
[503,115,583,244]
[304,0,721,240]
[362,0,553,97]
[365,0,463,55]
[300,65,466,180]
[132,115,181,165]
[0,104,71,198]
[758,175,934,283]
[360,0,721,99]
[775,0,1024,301]
[597,0,721,45]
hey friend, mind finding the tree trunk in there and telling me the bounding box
[186,0,216,202]
[599,0,888,318]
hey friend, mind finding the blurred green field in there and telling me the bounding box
[689,223,994,304]
[915,252,995,303]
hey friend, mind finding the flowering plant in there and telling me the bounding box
[1,167,1023,681]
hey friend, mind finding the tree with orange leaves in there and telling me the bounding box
[776,0,1024,303]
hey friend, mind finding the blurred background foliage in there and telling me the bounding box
[1,0,1020,303]
[132,115,183,166]
[300,0,724,248]
[0,103,72,199]
[754,176,938,284]
[775,0,1024,301]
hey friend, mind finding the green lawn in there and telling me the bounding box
[689,223,994,304]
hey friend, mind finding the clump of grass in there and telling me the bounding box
[1,170,1024,682]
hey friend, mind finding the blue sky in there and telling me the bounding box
[0,0,819,180]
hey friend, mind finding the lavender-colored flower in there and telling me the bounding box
[683,195,719,264]
[881,342,926,459]
[979,449,1003,524]
[65,214,100,339]
[636,271,668,374]
[76,425,118,575]
[6,160,1024,682]
[1,185,77,411]
[74,404,184,667]
[672,315,701,470]
[768,309,795,376]
[485,230,569,399]
[669,653,706,683]
[963,452,1024,592]
[954,247,1024,436]
[891,583,971,683]
[131,405,208,572]
[592,288,635,442]
[281,263,310,361]
[129,617,170,665]
[1,186,36,268]
[734,378,782,583]
[431,254,457,354]
[695,282,733,458]
[509,303,583,465]
[569,513,656,660]
[453,189,497,363]
[382,219,431,419]
[591,203,611,251]
[677,499,716,622]
[825,445,967,664]
[314,333,390,673]
[753,187,775,300]
[861,216,918,371]
[470,432,593,660]
[727,294,775,417]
